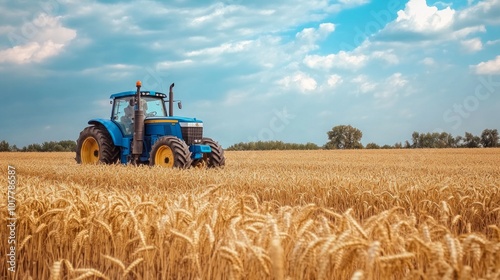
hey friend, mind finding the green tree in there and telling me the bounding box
[325,125,363,149]
[437,132,454,148]
[0,140,10,151]
[419,132,439,148]
[411,132,455,148]
[454,135,463,147]
[365,143,380,149]
[58,140,77,152]
[24,143,42,152]
[463,132,481,148]
[304,142,320,150]
[411,132,420,148]
[404,140,411,149]
[480,129,499,147]
[41,141,57,152]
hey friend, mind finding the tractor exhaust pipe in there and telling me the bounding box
[169,83,174,117]
[132,80,145,163]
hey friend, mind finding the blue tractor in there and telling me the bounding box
[76,81,225,168]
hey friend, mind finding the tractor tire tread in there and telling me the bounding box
[76,125,119,164]
[150,136,192,168]
[202,137,225,168]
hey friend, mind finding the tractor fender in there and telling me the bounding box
[88,119,124,147]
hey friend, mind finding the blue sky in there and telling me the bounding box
[0,0,499,148]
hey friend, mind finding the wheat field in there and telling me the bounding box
[0,149,499,279]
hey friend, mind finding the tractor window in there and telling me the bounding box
[143,97,167,117]
[112,98,135,135]
[112,96,167,135]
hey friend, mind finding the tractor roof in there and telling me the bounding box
[110,91,167,99]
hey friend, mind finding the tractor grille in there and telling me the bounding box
[181,127,203,145]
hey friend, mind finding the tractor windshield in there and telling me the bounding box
[112,96,167,134]
[143,97,167,117]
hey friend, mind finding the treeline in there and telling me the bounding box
[226,141,320,151]
[325,125,498,150]
[366,129,499,149]
[0,140,76,152]
[228,127,499,150]
[408,129,497,148]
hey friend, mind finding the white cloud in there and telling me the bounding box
[157,59,194,69]
[371,50,399,64]
[461,37,483,52]
[350,73,410,107]
[295,28,317,42]
[450,25,486,40]
[180,1,338,40]
[278,72,317,93]
[185,40,253,57]
[387,72,408,88]
[325,1,368,13]
[81,64,139,79]
[296,23,335,43]
[223,91,250,106]
[364,0,491,72]
[394,0,455,32]
[421,57,436,66]
[0,25,16,35]
[295,22,335,53]
[327,74,343,88]
[190,3,239,26]
[352,75,377,94]
[319,22,335,33]
[303,51,368,70]
[374,73,410,107]
[0,41,62,64]
[472,56,500,74]
[337,0,370,7]
[458,0,500,25]
[486,39,500,46]
[376,0,486,44]
[0,14,76,64]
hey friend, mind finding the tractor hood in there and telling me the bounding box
[144,116,203,125]
[143,116,204,146]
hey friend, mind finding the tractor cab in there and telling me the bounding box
[110,91,168,135]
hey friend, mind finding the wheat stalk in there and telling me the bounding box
[123,258,144,277]
[102,255,126,271]
[269,237,284,280]
[50,261,61,280]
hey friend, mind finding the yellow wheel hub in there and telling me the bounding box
[81,137,99,164]
[155,146,174,167]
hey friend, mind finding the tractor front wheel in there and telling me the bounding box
[150,136,192,168]
[201,137,225,168]
[76,126,119,164]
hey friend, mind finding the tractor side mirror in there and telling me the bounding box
[178,102,182,109]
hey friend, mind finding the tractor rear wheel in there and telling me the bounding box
[76,126,119,164]
[201,137,225,168]
[150,136,192,168]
